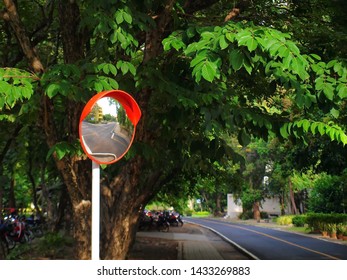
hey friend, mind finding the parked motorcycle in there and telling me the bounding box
[138,210,154,231]
[0,220,15,252]
[25,216,44,238]
[167,212,183,227]
[156,213,170,232]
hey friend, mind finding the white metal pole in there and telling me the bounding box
[92,161,100,260]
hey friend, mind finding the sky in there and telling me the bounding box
[96,97,118,116]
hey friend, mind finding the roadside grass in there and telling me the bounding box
[191,211,211,218]
[280,226,310,234]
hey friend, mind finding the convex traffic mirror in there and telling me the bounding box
[79,90,141,164]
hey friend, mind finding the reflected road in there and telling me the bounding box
[81,121,131,162]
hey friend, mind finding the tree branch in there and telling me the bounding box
[2,0,44,73]
[143,0,176,63]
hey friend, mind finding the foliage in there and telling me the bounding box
[326,223,337,234]
[260,211,269,219]
[308,173,346,213]
[336,223,346,235]
[163,20,347,146]
[276,215,295,226]
[240,186,263,211]
[292,215,307,227]
[38,232,74,251]
[192,211,212,217]
[306,213,347,232]
[183,209,193,217]
[238,210,254,220]
[6,243,31,260]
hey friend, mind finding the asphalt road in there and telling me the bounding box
[81,121,130,162]
[185,217,347,260]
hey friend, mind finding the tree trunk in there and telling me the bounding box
[289,178,297,214]
[280,192,286,215]
[0,124,22,214]
[215,193,222,216]
[8,175,16,209]
[253,201,260,222]
[27,157,41,216]
[40,0,92,259]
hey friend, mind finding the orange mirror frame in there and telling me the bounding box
[79,90,141,164]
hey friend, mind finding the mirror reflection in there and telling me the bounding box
[80,97,134,163]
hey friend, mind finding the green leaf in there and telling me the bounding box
[277,45,290,58]
[310,54,321,61]
[229,49,244,71]
[295,93,305,108]
[340,132,347,146]
[238,129,251,146]
[236,30,252,46]
[201,61,217,82]
[115,10,124,24]
[302,120,310,132]
[243,59,253,75]
[109,64,117,75]
[310,123,317,134]
[162,37,172,51]
[186,27,196,38]
[321,83,335,101]
[318,123,325,136]
[128,63,136,76]
[246,37,258,52]
[0,81,10,94]
[102,64,110,74]
[46,142,70,161]
[191,54,206,68]
[330,108,340,118]
[46,83,60,98]
[117,31,126,45]
[219,35,229,49]
[21,87,32,99]
[326,60,337,69]
[121,63,129,74]
[225,32,235,42]
[337,84,347,99]
[108,78,119,89]
[280,123,289,138]
[94,82,103,92]
[286,41,300,56]
[315,76,325,90]
[110,32,117,44]
[0,96,5,109]
[123,12,132,24]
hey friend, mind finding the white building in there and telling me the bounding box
[227,194,287,218]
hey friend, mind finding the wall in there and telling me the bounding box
[227,194,286,218]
